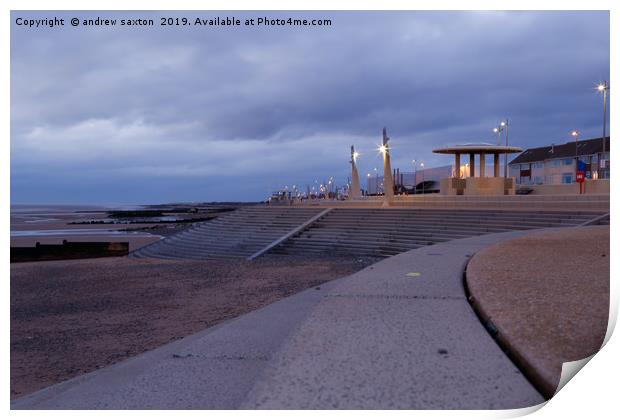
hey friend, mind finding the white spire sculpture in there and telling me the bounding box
[349,145,362,199]
[381,127,394,206]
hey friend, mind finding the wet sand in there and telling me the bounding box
[10,204,196,252]
[10,255,376,399]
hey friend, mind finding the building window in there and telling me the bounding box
[534,176,543,185]
[562,173,573,184]
[533,162,544,169]
[564,159,573,165]
[547,159,561,167]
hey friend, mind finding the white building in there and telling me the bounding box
[509,137,610,185]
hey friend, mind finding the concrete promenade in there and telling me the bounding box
[13,231,548,410]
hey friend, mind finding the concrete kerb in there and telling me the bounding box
[462,226,609,400]
[463,259,556,400]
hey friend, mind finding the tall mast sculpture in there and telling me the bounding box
[381,127,394,206]
[349,145,362,199]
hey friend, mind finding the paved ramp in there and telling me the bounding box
[13,230,548,410]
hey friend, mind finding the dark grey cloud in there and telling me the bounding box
[11,10,609,203]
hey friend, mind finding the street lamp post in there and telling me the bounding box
[572,130,580,181]
[597,81,609,178]
[420,162,425,194]
[374,167,379,195]
[502,120,509,178]
[412,159,417,194]
[494,121,509,178]
[493,125,503,146]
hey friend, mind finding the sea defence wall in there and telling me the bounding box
[11,240,129,263]
[131,205,606,261]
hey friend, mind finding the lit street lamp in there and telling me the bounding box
[597,81,609,178]
[494,120,509,177]
[493,125,503,146]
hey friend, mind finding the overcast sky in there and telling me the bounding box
[11,10,609,204]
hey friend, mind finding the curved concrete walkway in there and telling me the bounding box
[12,231,547,410]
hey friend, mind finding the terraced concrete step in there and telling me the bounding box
[267,209,606,258]
[131,206,325,260]
[309,220,569,230]
[321,216,592,225]
[132,207,606,260]
[318,213,595,223]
